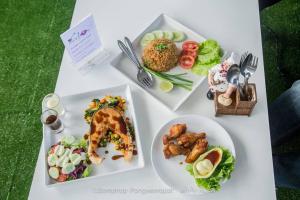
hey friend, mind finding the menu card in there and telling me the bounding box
[60,15,102,63]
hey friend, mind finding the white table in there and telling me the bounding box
[29,0,276,199]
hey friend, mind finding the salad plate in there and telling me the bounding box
[111,14,210,111]
[43,84,145,186]
[151,115,236,194]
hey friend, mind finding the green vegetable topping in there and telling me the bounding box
[82,165,93,177]
[142,66,193,91]
[155,43,168,52]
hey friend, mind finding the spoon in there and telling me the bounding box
[225,64,245,98]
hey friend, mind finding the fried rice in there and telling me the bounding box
[142,38,178,72]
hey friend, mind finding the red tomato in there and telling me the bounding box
[57,174,68,182]
[182,50,197,58]
[179,55,195,69]
[182,41,199,52]
[50,144,58,154]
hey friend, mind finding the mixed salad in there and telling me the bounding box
[185,146,235,192]
[47,135,92,182]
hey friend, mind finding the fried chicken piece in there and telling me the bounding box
[185,138,208,163]
[177,132,206,148]
[163,142,190,159]
[162,124,187,145]
[170,124,187,138]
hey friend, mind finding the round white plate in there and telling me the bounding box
[151,115,236,194]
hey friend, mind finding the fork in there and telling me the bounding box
[239,51,249,68]
[117,37,154,88]
[244,56,258,95]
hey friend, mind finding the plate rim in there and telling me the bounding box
[43,84,145,187]
[150,114,236,194]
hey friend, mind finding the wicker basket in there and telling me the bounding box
[214,83,257,116]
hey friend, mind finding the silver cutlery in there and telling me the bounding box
[239,51,249,69]
[117,38,154,88]
[244,56,258,94]
[240,53,253,77]
[226,64,245,98]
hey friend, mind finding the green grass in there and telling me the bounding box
[260,0,300,199]
[0,0,299,199]
[0,0,75,199]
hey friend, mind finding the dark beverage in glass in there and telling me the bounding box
[41,109,64,134]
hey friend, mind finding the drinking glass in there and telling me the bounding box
[41,109,64,134]
[42,93,65,116]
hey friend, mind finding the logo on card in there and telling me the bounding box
[68,29,89,43]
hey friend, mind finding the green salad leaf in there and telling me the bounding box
[192,39,222,76]
[186,146,235,191]
[82,165,93,177]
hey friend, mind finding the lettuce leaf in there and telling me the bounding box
[192,59,221,76]
[185,146,235,191]
[192,39,222,76]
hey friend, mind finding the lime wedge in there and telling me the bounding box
[159,80,174,92]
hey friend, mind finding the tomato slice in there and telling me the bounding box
[182,50,197,58]
[179,55,195,69]
[57,174,68,182]
[182,41,199,52]
[50,144,58,154]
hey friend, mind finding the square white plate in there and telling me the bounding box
[43,84,145,187]
[111,14,207,111]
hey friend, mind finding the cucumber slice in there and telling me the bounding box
[163,31,174,40]
[63,148,71,157]
[62,163,75,174]
[70,153,82,166]
[54,145,65,156]
[49,167,59,179]
[62,156,70,167]
[47,154,58,167]
[140,33,155,47]
[56,149,71,167]
[56,154,70,167]
[80,152,87,160]
[152,30,164,39]
[172,31,186,42]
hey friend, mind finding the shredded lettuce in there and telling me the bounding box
[186,146,235,191]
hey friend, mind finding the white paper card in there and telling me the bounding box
[60,15,101,63]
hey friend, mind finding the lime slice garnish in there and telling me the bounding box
[159,80,174,92]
